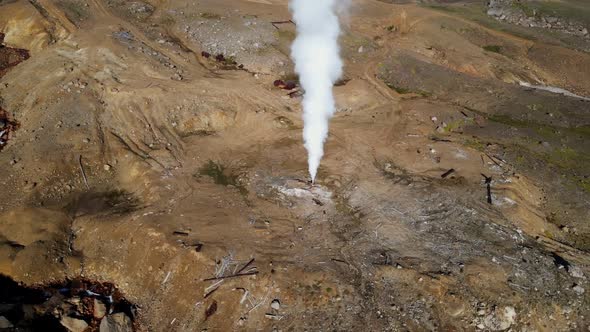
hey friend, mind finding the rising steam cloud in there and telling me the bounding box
[290,0,344,183]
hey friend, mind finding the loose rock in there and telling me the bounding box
[0,316,13,329]
[271,299,280,310]
[100,313,133,332]
[572,285,585,295]
[483,306,516,331]
[94,298,107,319]
[60,316,89,332]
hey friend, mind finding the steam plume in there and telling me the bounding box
[290,0,344,182]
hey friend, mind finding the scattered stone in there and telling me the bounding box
[94,298,107,319]
[172,73,183,81]
[61,316,89,332]
[569,265,585,279]
[104,164,112,171]
[486,0,590,39]
[99,313,133,332]
[572,285,585,295]
[271,299,280,310]
[483,306,516,331]
[0,316,13,329]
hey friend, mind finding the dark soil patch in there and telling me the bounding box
[0,32,30,78]
[0,107,19,152]
[66,190,140,218]
[0,275,138,331]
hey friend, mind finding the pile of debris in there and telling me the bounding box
[0,108,18,152]
[487,0,589,39]
[0,275,137,331]
[273,79,297,90]
[0,32,30,78]
[201,51,243,70]
[273,79,301,98]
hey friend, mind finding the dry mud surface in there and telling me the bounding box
[0,0,589,331]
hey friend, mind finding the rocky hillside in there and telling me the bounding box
[0,0,589,331]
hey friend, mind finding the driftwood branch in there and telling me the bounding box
[203,271,258,282]
[79,155,90,189]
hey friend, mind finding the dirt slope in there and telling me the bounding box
[0,0,589,331]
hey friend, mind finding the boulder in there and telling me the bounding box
[0,316,13,329]
[100,313,133,332]
[94,298,107,319]
[483,306,516,331]
[60,316,89,332]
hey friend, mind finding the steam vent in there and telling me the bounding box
[1,0,589,331]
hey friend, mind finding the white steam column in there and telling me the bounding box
[290,0,344,183]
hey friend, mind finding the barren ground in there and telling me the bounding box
[0,0,589,331]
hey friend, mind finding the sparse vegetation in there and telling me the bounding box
[511,1,536,17]
[580,178,590,193]
[463,138,486,151]
[199,160,236,186]
[159,14,175,26]
[198,160,248,195]
[386,25,396,32]
[384,82,431,97]
[385,82,410,94]
[200,12,221,20]
[57,0,88,23]
[277,29,296,41]
[482,45,502,53]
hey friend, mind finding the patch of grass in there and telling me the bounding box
[442,119,464,133]
[544,230,555,240]
[487,113,590,140]
[579,178,590,193]
[571,125,590,137]
[57,0,88,23]
[511,1,536,17]
[482,45,502,53]
[159,14,175,26]
[527,104,542,111]
[417,90,432,98]
[535,126,557,139]
[385,82,410,94]
[487,114,529,127]
[277,29,296,41]
[197,160,248,195]
[463,138,486,151]
[200,12,221,19]
[522,0,590,26]
[549,147,588,169]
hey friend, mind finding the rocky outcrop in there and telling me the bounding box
[487,0,589,39]
[99,313,133,332]
[0,276,136,331]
